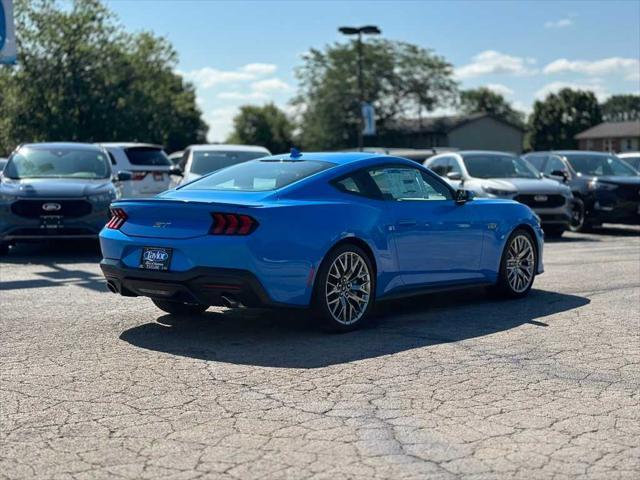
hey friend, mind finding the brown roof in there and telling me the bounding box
[390,113,524,134]
[575,121,640,139]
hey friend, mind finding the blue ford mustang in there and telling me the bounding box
[100,151,544,331]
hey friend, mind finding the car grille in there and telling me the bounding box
[11,200,92,218]
[515,194,566,208]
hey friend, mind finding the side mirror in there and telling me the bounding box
[455,189,473,204]
[550,170,569,183]
[169,165,183,177]
[115,170,132,182]
[446,171,462,181]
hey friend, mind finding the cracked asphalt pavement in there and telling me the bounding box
[1,226,639,479]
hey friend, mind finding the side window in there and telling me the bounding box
[448,157,462,175]
[368,167,451,201]
[525,154,546,170]
[428,157,449,177]
[179,149,190,171]
[544,156,566,175]
[334,176,361,194]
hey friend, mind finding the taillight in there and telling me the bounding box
[210,213,258,235]
[106,207,128,229]
[132,172,147,181]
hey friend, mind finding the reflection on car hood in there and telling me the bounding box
[495,177,567,194]
[0,178,113,197]
[474,178,518,192]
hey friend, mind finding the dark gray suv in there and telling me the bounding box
[0,143,130,254]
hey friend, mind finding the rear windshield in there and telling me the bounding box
[564,153,638,177]
[181,159,334,191]
[191,150,266,175]
[4,146,111,179]
[125,147,171,166]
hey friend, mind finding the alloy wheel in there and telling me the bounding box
[506,235,535,293]
[325,251,371,325]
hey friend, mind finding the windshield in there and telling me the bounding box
[564,153,638,177]
[182,159,334,191]
[191,150,266,175]
[4,147,111,179]
[462,153,540,179]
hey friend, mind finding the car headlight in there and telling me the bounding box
[0,193,17,202]
[588,180,617,191]
[482,185,514,197]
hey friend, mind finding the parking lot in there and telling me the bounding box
[1,227,639,480]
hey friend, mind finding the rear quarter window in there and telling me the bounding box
[125,147,171,166]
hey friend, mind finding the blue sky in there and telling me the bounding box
[106,0,640,141]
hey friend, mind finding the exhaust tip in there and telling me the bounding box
[106,281,118,294]
[220,295,240,308]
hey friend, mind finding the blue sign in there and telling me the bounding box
[0,2,6,51]
[361,102,376,136]
[0,0,16,65]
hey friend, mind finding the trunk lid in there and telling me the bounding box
[114,191,273,239]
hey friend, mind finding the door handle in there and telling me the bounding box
[397,219,417,227]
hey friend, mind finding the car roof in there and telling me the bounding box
[20,142,104,151]
[618,151,640,156]
[188,144,270,152]
[553,150,614,156]
[99,142,164,149]
[265,151,389,165]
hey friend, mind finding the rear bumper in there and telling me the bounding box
[100,259,291,308]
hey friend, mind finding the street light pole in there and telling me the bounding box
[338,25,381,151]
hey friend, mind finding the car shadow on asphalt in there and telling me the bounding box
[119,288,590,369]
[0,241,105,292]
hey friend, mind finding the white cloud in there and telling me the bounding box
[543,57,640,81]
[251,78,291,92]
[241,63,277,75]
[205,107,239,142]
[484,83,514,97]
[180,63,278,89]
[544,18,573,28]
[535,80,609,102]
[216,91,269,101]
[456,50,538,79]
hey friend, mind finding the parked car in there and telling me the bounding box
[618,152,640,171]
[0,143,129,254]
[168,150,184,166]
[523,150,640,231]
[178,144,270,184]
[0,158,7,172]
[100,151,543,332]
[425,150,573,237]
[100,143,178,198]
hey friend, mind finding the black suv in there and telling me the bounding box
[524,150,640,231]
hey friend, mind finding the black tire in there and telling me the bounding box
[152,299,208,315]
[568,198,591,233]
[0,242,9,255]
[312,243,376,333]
[543,226,565,239]
[495,228,537,298]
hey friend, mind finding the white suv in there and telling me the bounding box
[101,143,177,198]
[178,144,271,184]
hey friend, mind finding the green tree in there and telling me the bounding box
[460,87,525,126]
[0,0,207,155]
[601,94,640,122]
[294,39,458,150]
[529,88,602,150]
[227,103,293,154]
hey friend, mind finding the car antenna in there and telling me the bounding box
[290,147,303,160]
